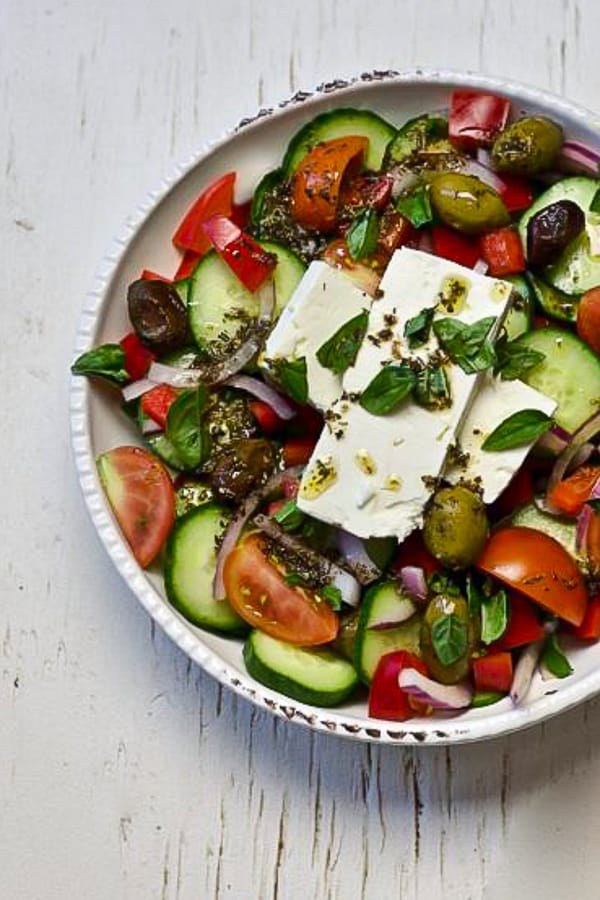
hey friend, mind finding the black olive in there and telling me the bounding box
[210,439,277,503]
[127,279,190,352]
[526,199,586,268]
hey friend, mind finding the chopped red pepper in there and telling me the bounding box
[141,269,171,282]
[369,651,429,721]
[570,595,600,641]
[391,530,439,578]
[202,214,276,292]
[431,225,480,268]
[282,437,317,468]
[339,173,393,215]
[472,652,513,693]
[172,172,236,255]
[174,250,201,281]
[490,593,545,650]
[249,400,286,434]
[547,465,600,517]
[449,90,511,149]
[231,200,253,229]
[480,227,526,277]
[120,332,156,381]
[141,384,178,429]
[499,175,533,213]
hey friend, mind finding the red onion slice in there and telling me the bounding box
[335,530,381,585]
[460,158,505,193]
[224,375,296,420]
[547,410,600,498]
[559,140,600,175]
[510,638,545,705]
[575,471,600,552]
[147,361,204,389]
[398,669,473,710]
[121,377,157,402]
[537,424,571,456]
[399,566,428,602]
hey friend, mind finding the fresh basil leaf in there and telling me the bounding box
[431,613,468,666]
[321,584,343,611]
[271,357,308,404]
[404,306,436,349]
[71,344,129,385]
[165,386,209,468]
[471,690,505,708]
[586,499,600,514]
[482,409,553,452]
[284,571,306,587]
[466,572,483,617]
[414,363,451,410]
[274,499,305,531]
[541,633,573,678]
[396,185,433,229]
[481,589,508,645]
[347,209,380,261]
[591,186,600,214]
[494,338,545,381]
[429,572,462,598]
[316,310,369,375]
[433,316,497,374]
[359,363,416,415]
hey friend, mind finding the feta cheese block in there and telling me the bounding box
[297,247,514,540]
[263,261,373,412]
[445,372,557,502]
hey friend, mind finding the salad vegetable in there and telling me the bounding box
[74,89,600,722]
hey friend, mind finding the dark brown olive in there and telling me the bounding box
[127,279,190,352]
[526,199,586,268]
[210,439,277,503]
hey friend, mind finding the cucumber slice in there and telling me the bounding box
[354,581,422,684]
[519,177,600,295]
[137,404,188,471]
[174,277,192,306]
[384,113,453,167]
[243,630,358,707]
[188,244,305,354]
[504,274,534,339]
[510,502,577,558]
[282,108,396,175]
[164,504,248,634]
[527,272,579,323]
[515,328,600,432]
[250,169,284,228]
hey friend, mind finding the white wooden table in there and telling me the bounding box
[4,1,600,897]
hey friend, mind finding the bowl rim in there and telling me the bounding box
[70,67,600,745]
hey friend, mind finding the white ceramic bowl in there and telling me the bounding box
[70,69,600,744]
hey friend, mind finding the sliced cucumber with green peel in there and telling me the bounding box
[174,277,192,306]
[510,502,577,558]
[515,328,600,432]
[519,177,600,295]
[354,581,422,684]
[526,272,579,322]
[250,169,284,228]
[188,244,305,354]
[243,630,358,707]
[137,404,188,471]
[384,113,453,167]
[282,108,396,175]
[164,504,248,634]
[504,274,533,339]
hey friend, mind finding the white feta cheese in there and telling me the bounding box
[297,248,514,540]
[445,372,557,502]
[263,261,373,412]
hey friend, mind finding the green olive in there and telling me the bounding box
[491,116,563,175]
[423,486,489,570]
[333,610,359,661]
[429,173,510,234]
[420,593,475,684]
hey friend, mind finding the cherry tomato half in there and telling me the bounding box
[477,526,588,626]
[547,465,600,517]
[292,136,368,232]
[97,446,176,568]
[223,533,339,646]
[577,286,600,356]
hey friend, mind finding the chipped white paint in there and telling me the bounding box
[4,0,600,897]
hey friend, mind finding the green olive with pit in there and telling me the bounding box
[423,485,489,570]
[429,173,510,235]
[333,610,359,661]
[420,593,475,684]
[491,116,563,175]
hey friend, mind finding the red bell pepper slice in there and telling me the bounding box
[202,214,276,292]
[172,172,236,255]
[547,465,600,517]
[174,250,202,281]
[249,400,286,435]
[431,225,480,269]
[391,530,439,578]
[119,332,156,381]
[449,90,511,150]
[282,437,317,468]
[231,200,253,230]
[369,651,428,721]
[499,175,533,213]
[570,595,600,641]
[339,173,393,215]
[472,652,513,693]
[141,384,178,429]
[141,269,171,282]
[479,227,526,277]
[490,593,545,650]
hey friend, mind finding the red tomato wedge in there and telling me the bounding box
[172,172,236,255]
[547,465,600,517]
[391,530,439,578]
[249,400,286,434]
[97,446,176,568]
[119,332,155,380]
[282,437,317,468]
[479,227,526,277]
[292,136,368,232]
[477,526,588,626]
[499,175,533,213]
[490,592,545,650]
[473,652,513,693]
[577,287,600,356]
[369,651,428,721]
[431,225,480,268]
[223,533,339,646]
[449,90,511,149]
[141,384,178,429]
[569,595,600,641]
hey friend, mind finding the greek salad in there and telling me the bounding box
[73,89,600,721]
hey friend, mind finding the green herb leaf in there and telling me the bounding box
[347,209,380,260]
[284,571,306,587]
[471,690,505,708]
[71,344,129,385]
[321,584,343,611]
[271,357,308,404]
[541,633,573,679]
[482,409,553,452]
[359,363,416,415]
[466,572,483,617]
[396,185,433,229]
[274,499,305,531]
[586,499,600,514]
[316,310,369,375]
[481,589,508,645]
[433,316,497,374]
[165,387,209,469]
[428,572,462,598]
[591,186,600,214]
[404,306,436,349]
[431,613,468,666]
[494,338,545,381]
[414,363,452,410]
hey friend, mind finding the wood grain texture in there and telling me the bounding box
[3,1,600,897]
